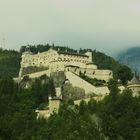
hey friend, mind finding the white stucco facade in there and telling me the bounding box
[19,48,113,82]
[65,71,109,95]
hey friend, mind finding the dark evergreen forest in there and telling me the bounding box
[0,44,137,140]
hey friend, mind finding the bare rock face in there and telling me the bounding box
[118,47,140,73]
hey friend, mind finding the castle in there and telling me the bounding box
[19,48,113,82]
[18,48,113,118]
[17,47,140,119]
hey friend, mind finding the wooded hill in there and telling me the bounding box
[0,44,133,84]
[0,44,138,140]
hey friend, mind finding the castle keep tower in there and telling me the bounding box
[85,50,93,63]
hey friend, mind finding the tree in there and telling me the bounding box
[0,76,15,95]
[115,65,133,85]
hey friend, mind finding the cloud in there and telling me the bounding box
[0,0,140,56]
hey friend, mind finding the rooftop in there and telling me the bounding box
[57,51,89,57]
[128,76,140,85]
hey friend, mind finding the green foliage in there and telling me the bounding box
[30,75,55,106]
[22,66,48,75]
[0,76,140,140]
[20,44,77,54]
[0,49,20,77]
[115,65,133,85]
[63,83,85,101]
[0,76,56,140]
[0,45,136,140]
[50,71,66,87]
[80,49,133,82]
[0,76,15,95]
[98,85,140,140]
[45,102,106,140]
[80,73,106,86]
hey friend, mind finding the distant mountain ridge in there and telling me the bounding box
[118,47,140,73]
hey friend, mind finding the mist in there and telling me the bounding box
[0,0,140,56]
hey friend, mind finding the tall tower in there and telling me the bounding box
[19,50,33,78]
[85,50,93,63]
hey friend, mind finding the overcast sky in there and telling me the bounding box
[0,0,140,56]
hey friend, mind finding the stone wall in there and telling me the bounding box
[49,98,61,114]
[65,66,112,82]
[74,96,105,106]
[35,109,50,119]
[20,49,59,68]
[65,71,109,95]
[128,84,140,97]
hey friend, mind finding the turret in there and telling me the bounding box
[19,50,33,78]
[85,50,93,63]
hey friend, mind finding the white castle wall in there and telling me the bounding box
[49,60,67,73]
[86,69,112,82]
[74,96,105,106]
[81,68,112,82]
[20,48,90,70]
[127,84,140,97]
[65,71,109,95]
[35,109,50,119]
[21,49,59,68]
[65,66,112,82]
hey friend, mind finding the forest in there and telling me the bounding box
[0,76,140,140]
[0,44,136,140]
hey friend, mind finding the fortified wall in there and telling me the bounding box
[17,48,114,118]
[19,48,113,82]
[16,48,140,119]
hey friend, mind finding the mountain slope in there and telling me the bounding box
[118,47,140,73]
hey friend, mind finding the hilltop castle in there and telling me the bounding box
[17,47,140,119]
[19,48,113,82]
